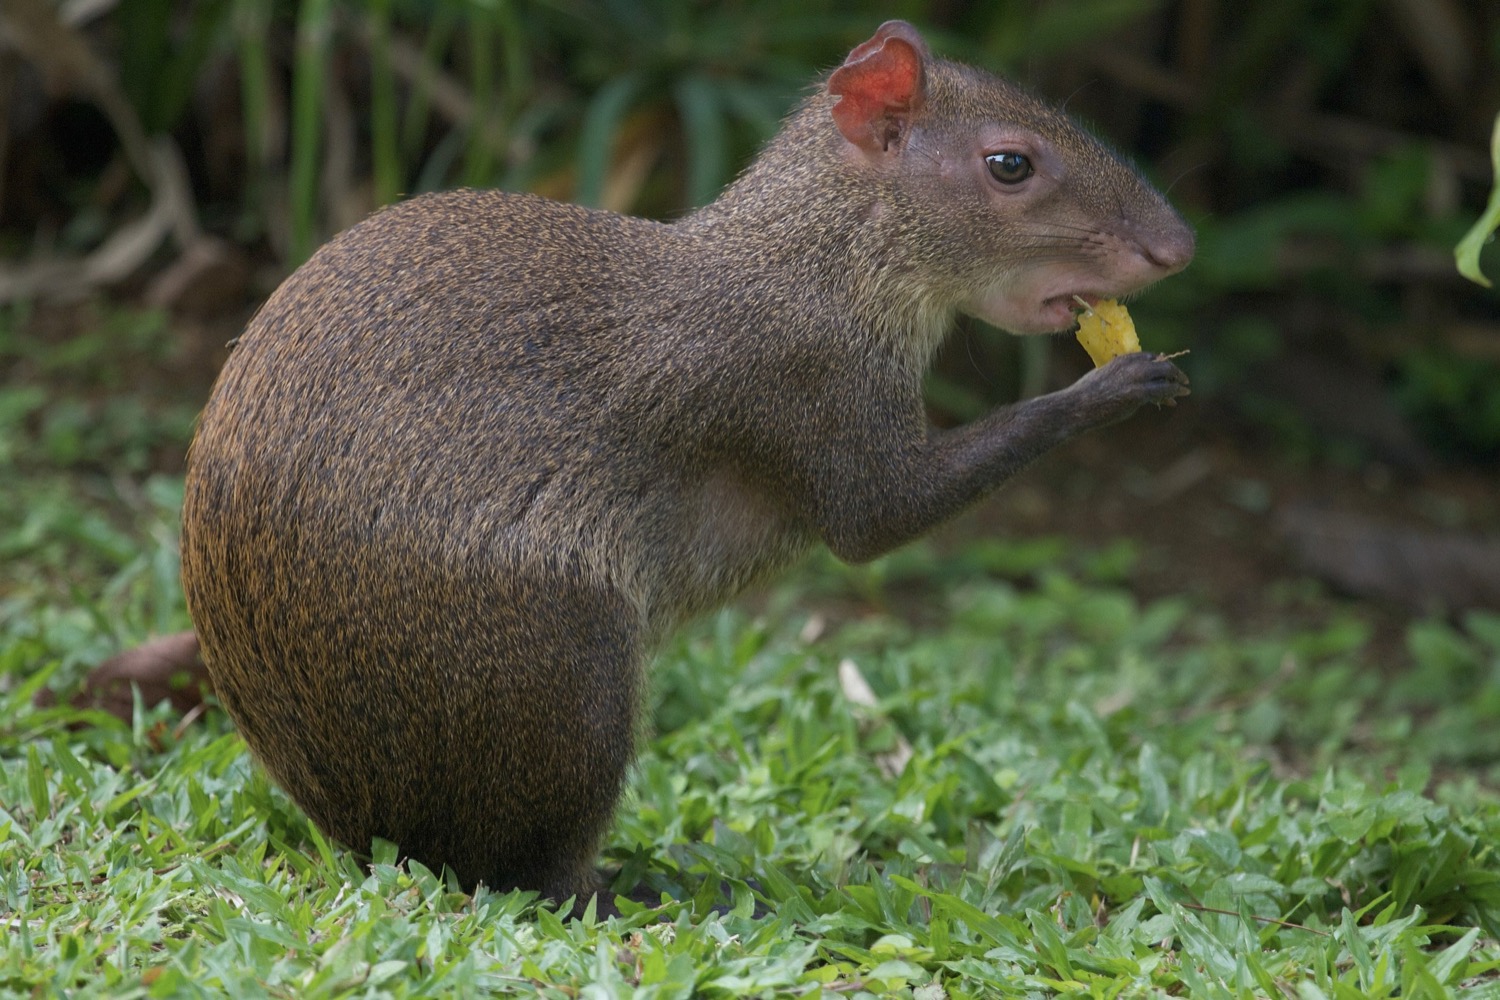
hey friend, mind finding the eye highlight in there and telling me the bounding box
[985,151,1034,185]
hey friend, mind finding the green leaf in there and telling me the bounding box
[1428,926,1480,984]
[26,744,50,820]
[288,0,334,263]
[674,76,729,208]
[575,73,644,208]
[1456,112,1500,287]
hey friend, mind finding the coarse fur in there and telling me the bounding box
[180,21,1194,905]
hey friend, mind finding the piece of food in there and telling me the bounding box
[1074,298,1140,368]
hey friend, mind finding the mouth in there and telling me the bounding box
[1038,292,1103,332]
[964,284,1133,336]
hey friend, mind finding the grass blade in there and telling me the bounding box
[401,9,457,169]
[289,0,335,263]
[674,75,728,208]
[575,73,642,208]
[26,744,50,819]
[367,0,402,206]
[462,8,496,187]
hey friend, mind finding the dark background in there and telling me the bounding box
[2,0,1498,635]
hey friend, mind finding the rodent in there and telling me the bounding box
[179,20,1194,906]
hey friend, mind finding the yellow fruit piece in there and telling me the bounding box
[1074,298,1141,368]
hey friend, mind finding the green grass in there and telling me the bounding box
[3,311,1500,997]
[5,517,1500,996]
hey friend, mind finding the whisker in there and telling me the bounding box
[907,144,944,167]
[1011,240,1107,255]
[1163,162,1208,197]
[1059,79,1097,113]
[990,251,1103,266]
[1009,240,1095,251]
[1023,223,1104,238]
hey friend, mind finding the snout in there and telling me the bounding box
[1130,211,1195,276]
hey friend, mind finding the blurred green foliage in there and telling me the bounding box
[98,0,1176,240]
[0,305,197,474]
[3,0,1499,460]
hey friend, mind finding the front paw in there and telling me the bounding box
[1075,352,1190,425]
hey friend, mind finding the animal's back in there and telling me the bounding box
[197,190,661,540]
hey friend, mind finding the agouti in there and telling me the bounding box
[180,21,1193,906]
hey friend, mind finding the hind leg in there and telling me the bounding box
[197,554,645,906]
[397,572,646,903]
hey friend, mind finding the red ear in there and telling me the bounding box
[828,21,929,153]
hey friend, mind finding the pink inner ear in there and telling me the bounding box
[829,32,925,152]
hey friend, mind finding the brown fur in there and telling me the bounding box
[180,22,1193,902]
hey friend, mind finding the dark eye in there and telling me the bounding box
[986,151,1034,185]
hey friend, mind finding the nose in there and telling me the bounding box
[1138,217,1196,274]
